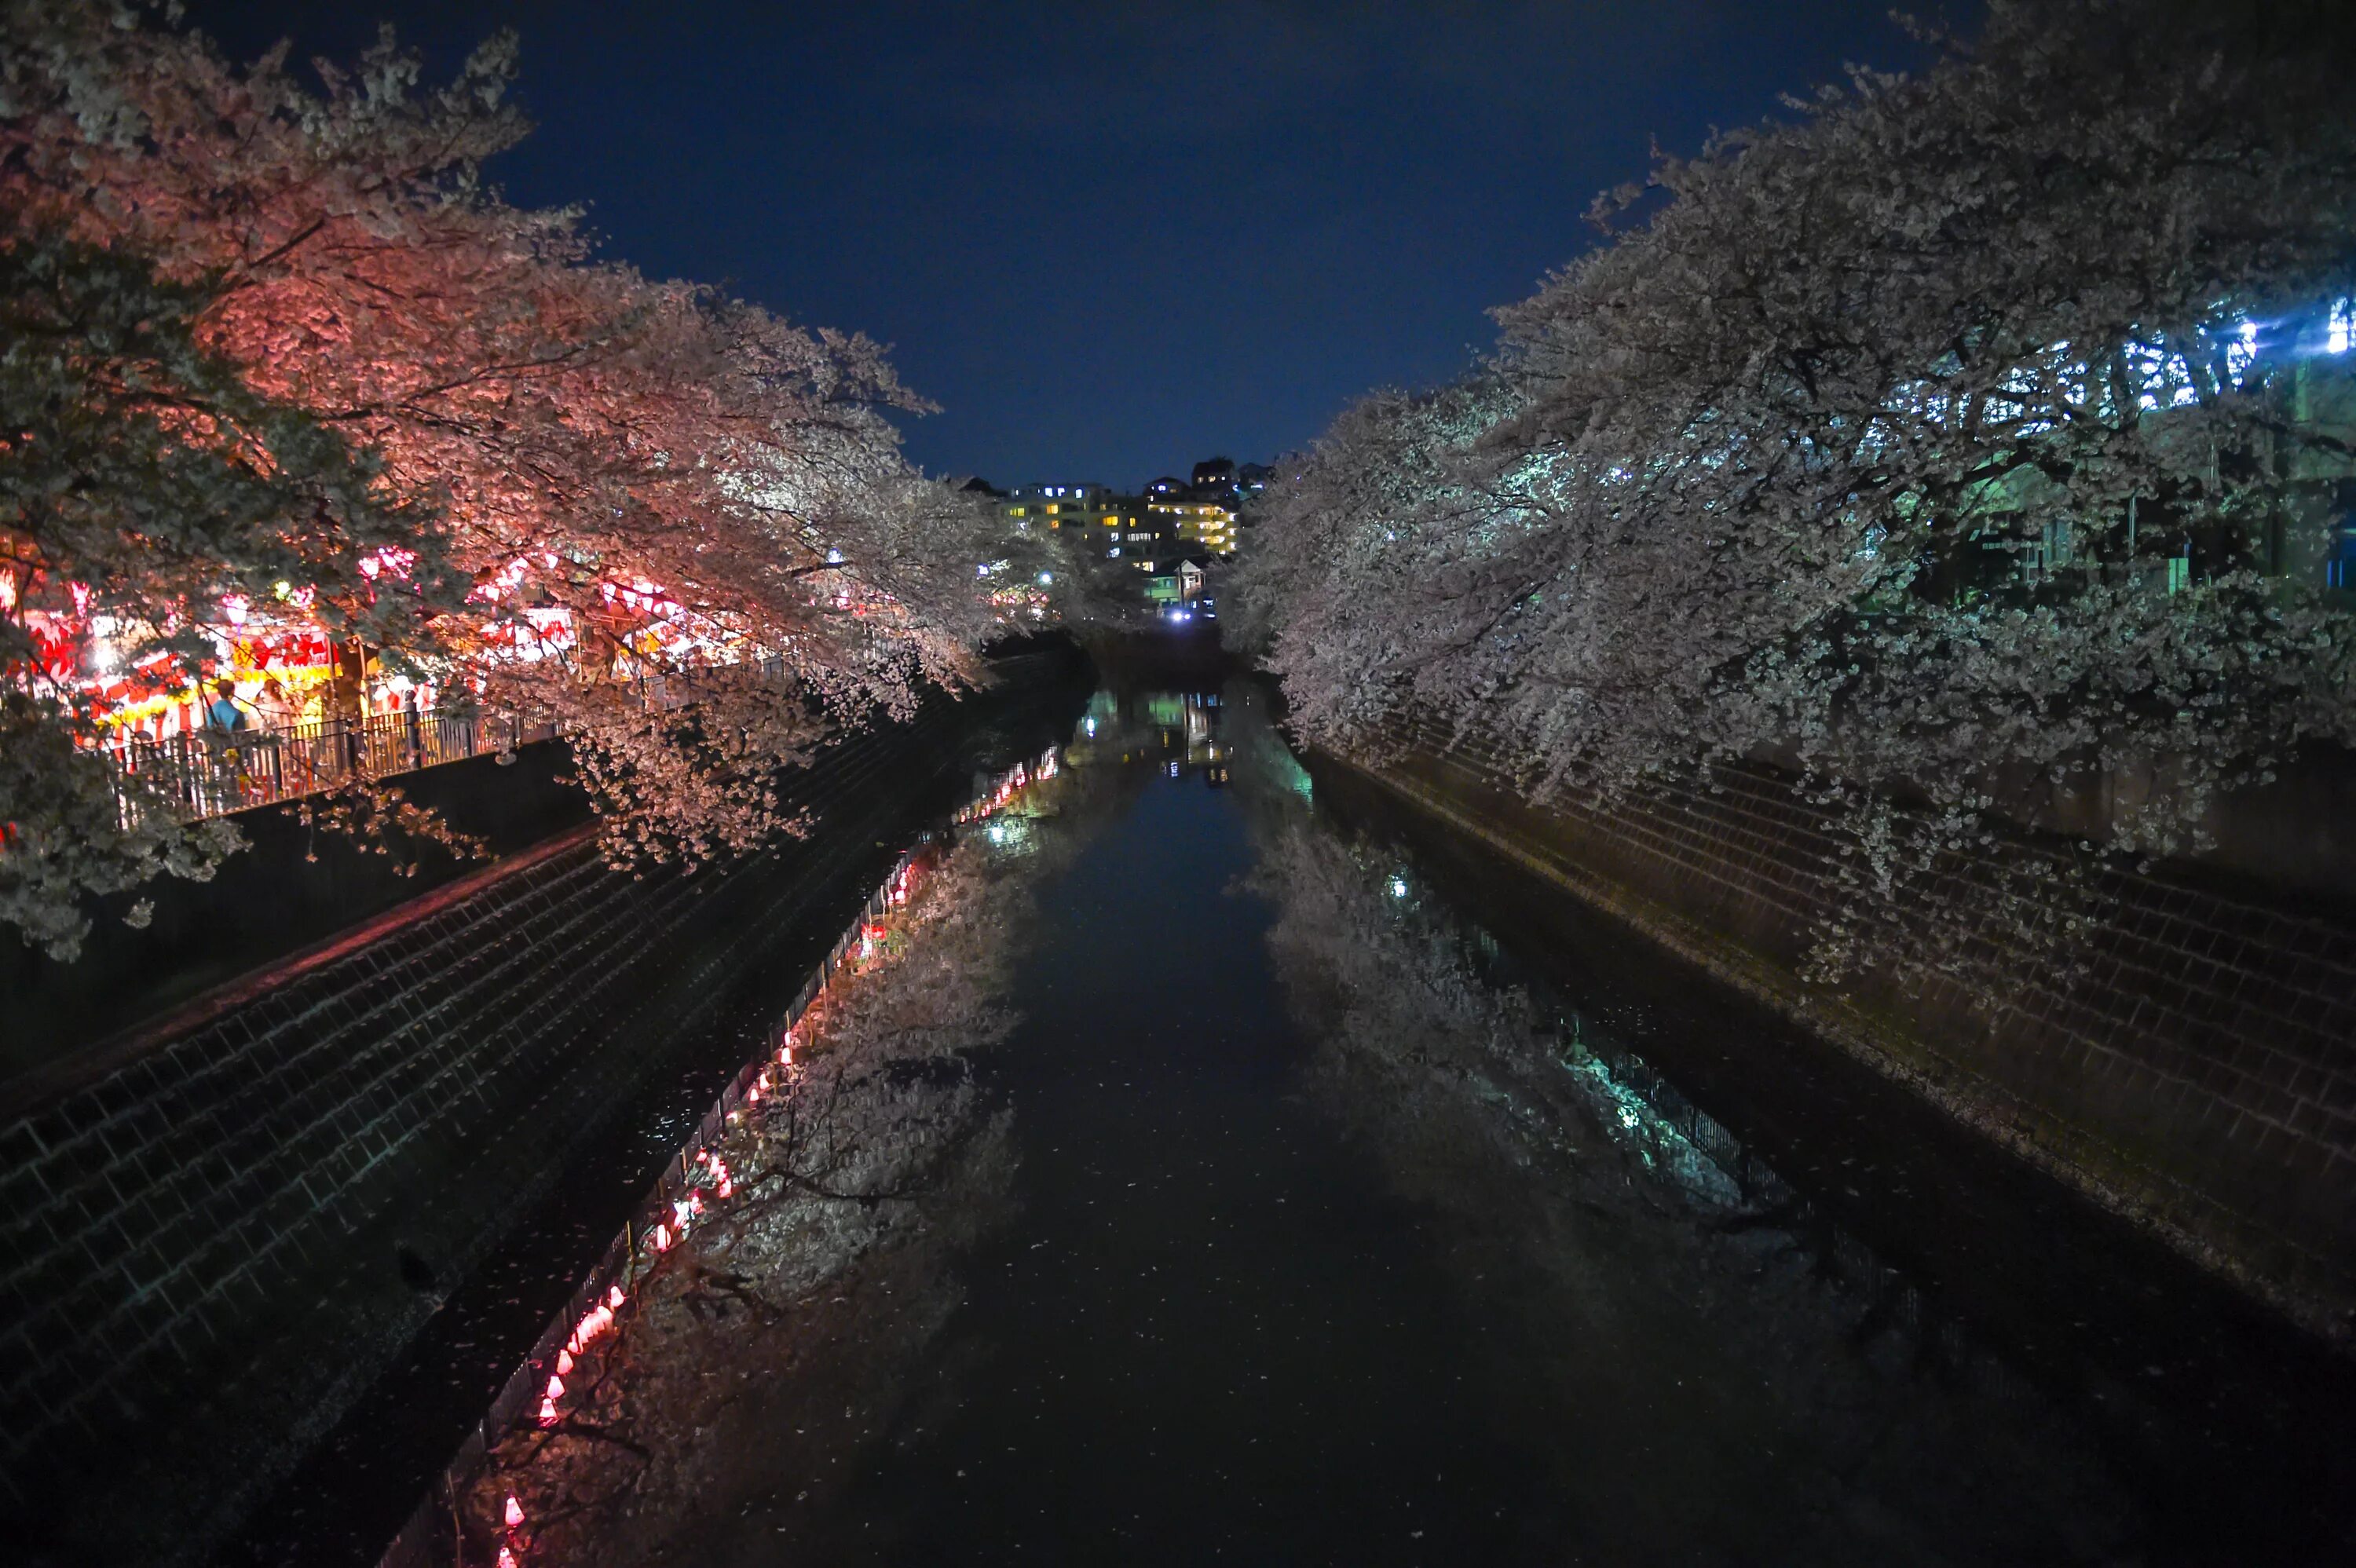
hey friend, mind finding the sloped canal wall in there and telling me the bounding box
[1336,725,2356,1342]
[0,657,1088,1566]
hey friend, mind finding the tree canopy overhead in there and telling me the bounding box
[1,1,1050,956]
[1235,0,2356,979]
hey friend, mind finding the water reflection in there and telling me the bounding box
[457,680,2351,1566]
[1247,778,2135,1563]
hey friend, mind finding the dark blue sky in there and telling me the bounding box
[181,1,1949,489]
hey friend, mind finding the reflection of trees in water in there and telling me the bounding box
[1249,810,2139,1565]
[461,818,1074,1566]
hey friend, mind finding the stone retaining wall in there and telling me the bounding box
[1353,724,2356,1339]
[0,667,1082,1563]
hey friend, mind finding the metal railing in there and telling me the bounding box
[101,707,558,822]
[97,646,1014,826]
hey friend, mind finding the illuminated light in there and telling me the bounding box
[650,1224,672,1252]
[556,1349,573,1376]
[718,1178,734,1199]
[537,1397,559,1426]
[499,1550,520,1568]
[505,1496,525,1528]
[609,1286,625,1309]
[546,1373,565,1400]
[1389,876,1409,898]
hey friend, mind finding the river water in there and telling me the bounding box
[466,677,2355,1567]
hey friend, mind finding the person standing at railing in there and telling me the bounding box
[252,675,295,797]
[329,645,367,780]
[256,674,296,733]
[202,678,250,745]
[201,678,257,810]
[401,685,425,770]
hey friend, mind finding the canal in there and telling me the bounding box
[448,677,2354,1567]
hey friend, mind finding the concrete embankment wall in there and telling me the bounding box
[1340,729,2356,1341]
[0,656,1086,1564]
[0,737,594,1082]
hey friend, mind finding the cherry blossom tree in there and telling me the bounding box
[1238,0,2356,980]
[0,229,466,956]
[4,2,1031,947]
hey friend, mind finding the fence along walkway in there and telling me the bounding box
[103,707,560,823]
[103,653,806,824]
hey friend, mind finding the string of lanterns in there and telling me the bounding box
[485,745,1058,1564]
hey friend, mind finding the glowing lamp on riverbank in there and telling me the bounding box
[545,1374,565,1401]
[556,1349,573,1375]
[537,1397,558,1426]
[609,1286,624,1309]
[504,1496,525,1528]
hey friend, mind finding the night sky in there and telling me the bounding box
[179,1,1951,489]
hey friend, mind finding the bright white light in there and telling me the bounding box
[827,548,844,564]
[1084,717,1097,736]
[2330,299,2354,355]
[1037,572,1054,585]
[1388,876,1409,898]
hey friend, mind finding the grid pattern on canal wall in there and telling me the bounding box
[0,697,976,1531]
[375,814,954,1568]
[1361,718,2356,1335]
